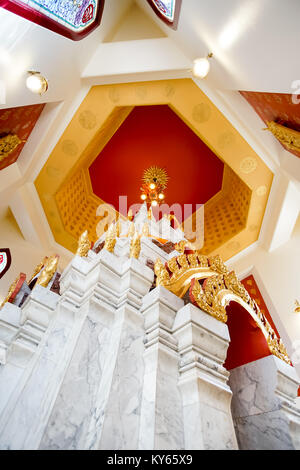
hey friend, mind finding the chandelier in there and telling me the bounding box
[140,166,169,207]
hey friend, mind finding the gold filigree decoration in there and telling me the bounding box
[190,276,227,323]
[265,121,300,152]
[36,255,59,288]
[0,133,24,162]
[208,254,229,274]
[143,166,169,189]
[104,223,117,253]
[76,230,91,257]
[129,233,141,259]
[167,257,180,275]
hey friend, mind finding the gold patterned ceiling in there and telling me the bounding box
[35,79,273,260]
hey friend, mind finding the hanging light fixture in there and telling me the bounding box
[140,166,168,207]
[26,71,48,95]
[192,53,213,79]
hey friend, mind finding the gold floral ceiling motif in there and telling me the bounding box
[35,79,273,259]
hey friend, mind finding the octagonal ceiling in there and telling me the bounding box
[35,79,273,259]
[89,104,224,220]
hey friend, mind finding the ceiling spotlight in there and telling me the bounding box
[140,194,147,201]
[158,193,165,200]
[26,71,48,95]
[192,53,213,79]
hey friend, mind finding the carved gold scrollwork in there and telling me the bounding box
[190,276,227,323]
[0,133,24,162]
[130,232,141,259]
[36,255,59,288]
[104,223,117,253]
[154,258,170,286]
[265,121,300,153]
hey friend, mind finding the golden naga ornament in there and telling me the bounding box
[76,230,91,257]
[129,233,141,259]
[175,240,186,253]
[265,121,300,153]
[36,255,59,288]
[153,250,291,365]
[104,223,117,253]
[0,133,25,162]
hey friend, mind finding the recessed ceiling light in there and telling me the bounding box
[26,71,48,95]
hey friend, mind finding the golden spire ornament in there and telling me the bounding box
[36,255,59,288]
[141,222,150,237]
[104,223,117,253]
[127,221,136,238]
[76,230,91,257]
[129,232,141,259]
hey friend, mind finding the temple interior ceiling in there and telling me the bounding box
[35,79,273,259]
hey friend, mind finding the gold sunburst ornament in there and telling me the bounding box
[143,166,169,188]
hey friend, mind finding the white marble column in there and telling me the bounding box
[138,286,185,450]
[173,303,238,450]
[0,251,101,450]
[229,355,300,450]
[40,253,154,450]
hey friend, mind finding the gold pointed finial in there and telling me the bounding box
[141,222,150,237]
[104,223,116,253]
[28,256,48,283]
[127,221,136,238]
[154,258,170,286]
[130,232,141,259]
[36,255,59,288]
[295,300,300,314]
[115,220,122,237]
[76,230,91,257]
[127,209,134,221]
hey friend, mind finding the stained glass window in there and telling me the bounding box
[1,0,105,40]
[146,0,181,28]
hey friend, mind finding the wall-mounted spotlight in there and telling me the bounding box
[192,53,213,79]
[26,71,48,95]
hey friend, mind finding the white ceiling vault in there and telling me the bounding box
[0,0,299,266]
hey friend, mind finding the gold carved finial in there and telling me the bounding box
[127,209,134,221]
[295,300,300,314]
[141,222,150,237]
[127,222,136,238]
[28,256,48,284]
[76,230,91,257]
[115,220,122,237]
[154,258,170,286]
[129,232,141,259]
[104,223,117,253]
[36,255,59,288]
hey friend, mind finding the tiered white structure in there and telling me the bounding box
[0,205,299,450]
